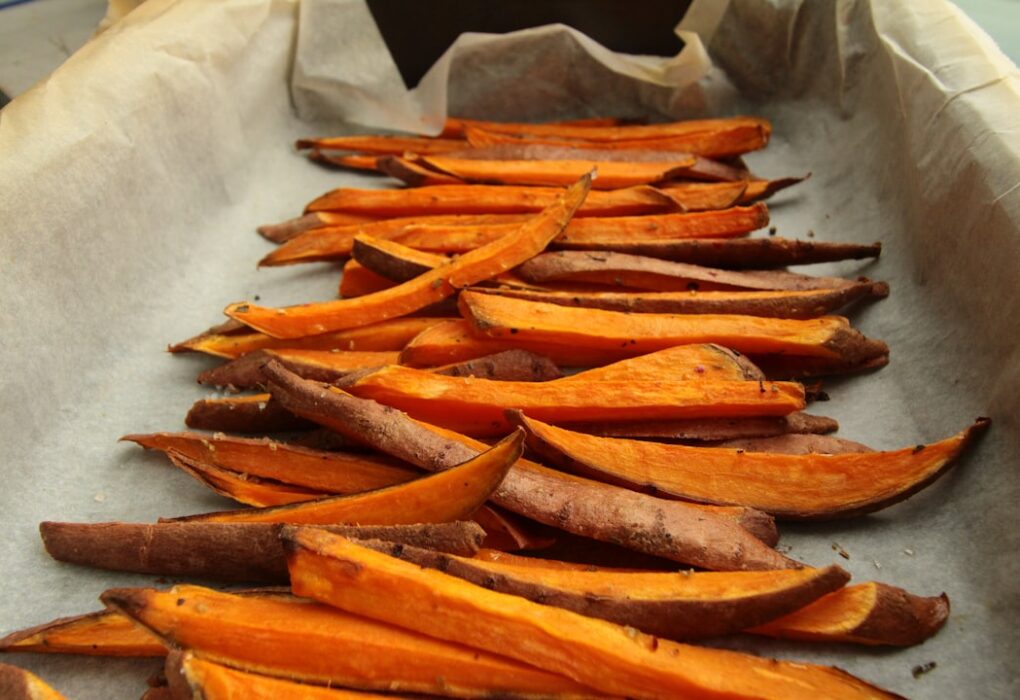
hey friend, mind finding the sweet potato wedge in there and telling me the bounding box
[103,585,593,698]
[565,412,839,441]
[346,364,804,436]
[165,651,395,700]
[0,609,165,657]
[165,450,324,507]
[433,349,562,381]
[295,134,467,154]
[470,505,557,550]
[338,259,395,297]
[0,663,67,700]
[351,234,447,281]
[185,394,311,433]
[304,181,674,217]
[561,344,764,383]
[259,214,534,266]
[261,362,790,567]
[748,582,950,646]
[165,429,522,525]
[306,150,382,172]
[557,236,881,267]
[358,539,850,639]
[376,155,465,186]
[197,349,400,389]
[171,316,446,358]
[516,250,871,293]
[40,521,483,581]
[712,434,873,455]
[460,291,890,366]
[285,529,898,699]
[442,116,625,138]
[469,282,887,319]
[515,414,990,519]
[229,175,592,338]
[257,212,379,244]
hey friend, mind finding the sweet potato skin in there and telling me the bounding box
[185,394,311,433]
[433,349,562,381]
[0,663,67,700]
[567,412,839,442]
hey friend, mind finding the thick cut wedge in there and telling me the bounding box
[568,412,839,442]
[358,539,849,639]
[229,176,591,338]
[0,663,67,700]
[339,259,395,297]
[433,349,562,381]
[748,582,950,646]
[0,610,165,657]
[660,179,804,209]
[184,394,312,433]
[285,529,899,699]
[40,521,483,582]
[261,362,790,568]
[257,212,379,244]
[561,344,763,383]
[460,291,889,365]
[516,414,990,519]
[166,430,522,525]
[196,349,401,389]
[347,365,804,436]
[171,316,445,359]
[295,134,467,154]
[103,585,593,698]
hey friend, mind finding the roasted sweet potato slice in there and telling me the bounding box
[351,234,448,281]
[166,429,523,525]
[567,412,838,442]
[712,434,873,455]
[470,283,887,319]
[306,150,382,172]
[338,259,395,297]
[442,116,625,138]
[346,364,804,436]
[0,609,165,657]
[166,450,323,507]
[285,529,898,699]
[516,414,990,519]
[557,236,881,267]
[166,651,394,700]
[304,181,674,217]
[185,394,310,433]
[659,178,805,209]
[103,585,592,698]
[460,291,889,365]
[748,582,950,646]
[433,349,562,381]
[171,316,446,358]
[257,212,379,244]
[358,539,849,639]
[40,521,483,581]
[0,663,67,700]
[229,175,592,338]
[197,349,400,389]
[295,134,467,154]
[562,344,763,383]
[376,155,465,186]
[259,214,533,266]
[261,362,790,568]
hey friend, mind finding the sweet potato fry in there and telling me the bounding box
[376,155,465,186]
[565,412,839,441]
[0,663,67,700]
[228,175,592,338]
[304,181,674,217]
[658,178,804,210]
[471,505,557,551]
[472,548,607,570]
[285,529,897,699]
[557,236,881,267]
[171,316,446,358]
[515,414,990,519]
[185,394,311,433]
[712,434,873,455]
[261,362,789,567]
[748,582,950,646]
[257,212,379,244]
[441,116,625,138]
[459,291,890,366]
[346,364,804,436]
[752,352,891,379]
[338,259,395,297]
[410,155,699,190]
[166,450,324,507]
[358,539,849,639]
[40,521,484,581]
[0,609,165,657]
[259,214,533,266]
[104,585,592,698]
[166,651,395,700]
[295,134,467,154]
[433,349,562,381]
[561,344,763,383]
[166,429,522,525]
[516,250,871,293]
[469,282,887,319]
[306,150,381,172]
[197,349,400,389]
[351,234,447,281]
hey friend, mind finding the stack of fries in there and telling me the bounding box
[0,116,989,699]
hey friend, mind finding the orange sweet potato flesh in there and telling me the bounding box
[166,429,523,525]
[470,505,557,550]
[0,609,165,657]
[376,155,465,186]
[359,539,850,640]
[171,316,446,358]
[304,182,674,217]
[748,582,950,646]
[261,362,789,567]
[306,150,381,172]
[228,174,592,339]
[351,234,448,281]
[459,290,889,365]
[441,116,624,138]
[167,651,395,700]
[339,259,395,297]
[103,585,593,698]
[0,663,67,700]
[415,155,699,189]
[295,134,467,154]
[562,344,764,383]
[470,283,887,319]
[659,179,804,210]
[346,365,804,436]
[256,212,380,244]
[285,529,899,699]
[166,450,325,507]
[259,214,534,267]
[197,349,401,389]
[516,414,991,519]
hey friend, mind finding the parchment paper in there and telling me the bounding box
[1,0,1017,697]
